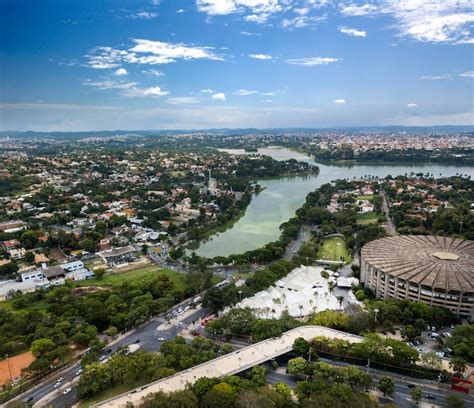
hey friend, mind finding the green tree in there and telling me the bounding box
[219,343,233,355]
[410,386,422,405]
[201,382,236,408]
[30,338,55,358]
[444,394,465,408]
[449,357,467,376]
[287,357,309,377]
[378,376,394,396]
[293,337,309,356]
[248,365,267,386]
[94,268,106,279]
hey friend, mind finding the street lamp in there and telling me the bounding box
[373,308,379,323]
[238,290,243,302]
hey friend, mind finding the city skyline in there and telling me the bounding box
[1,0,473,131]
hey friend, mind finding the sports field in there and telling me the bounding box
[317,236,351,263]
[0,351,34,385]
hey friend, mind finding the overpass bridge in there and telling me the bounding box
[94,326,364,407]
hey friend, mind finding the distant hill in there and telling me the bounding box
[1,125,473,139]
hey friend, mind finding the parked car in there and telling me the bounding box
[63,388,72,395]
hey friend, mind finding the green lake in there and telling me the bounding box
[193,147,474,258]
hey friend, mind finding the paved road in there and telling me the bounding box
[283,226,311,260]
[12,302,207,408]
[93,325,365,407]
[380,190,396,235]
[265,360,474,407]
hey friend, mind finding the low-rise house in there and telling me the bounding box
[42,266,66,281]
[2,239,20,251]
[20,270,45,282]
[98,245,137,266]
[0,220,27,233]
[8,248,26,260]
[0,279,49,301]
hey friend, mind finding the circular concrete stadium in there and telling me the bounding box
[360,235,474,320]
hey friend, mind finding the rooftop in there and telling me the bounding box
[361,235,474,292]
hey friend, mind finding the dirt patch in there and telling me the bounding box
[0,351,34,385]
[72,286,109,297]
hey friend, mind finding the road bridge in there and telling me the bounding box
[94,325,364,407]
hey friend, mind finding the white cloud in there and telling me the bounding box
[234,89,258,96]
[84,79,168,97]
[263,92,275,96]
[244,13,272,24]
[87,40,223,69]
[166,97,200,104]
[114,68,128,76]
[200,89,214,93]
[196,0,282,17]
[407,102,419,108]
[240,31,262,37]
[294,7,309,16]
[249,53,272,60]
[281,15,325,29]
[124,86,169,97]
[339,1,474,44]
[176,9,185,13]
[83,79,138,91]
[334,99,346,104]
[459,71,474,78]
[339,26,367,37]
[285,57,339,66]
[129,11,158,19]
[211,92,226,101]
[129,39,223,63]
[420,74,451,80]
[142,69,165,76]
[340,3,379,16]
[241,31,262,36]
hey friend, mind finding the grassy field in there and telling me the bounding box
[357,194,374,201]
[356,212,379,225]
[317,236,351,263]
[73,265,188,290]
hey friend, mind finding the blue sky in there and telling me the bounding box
[0,0,473,131]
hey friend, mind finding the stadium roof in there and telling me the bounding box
[361,235,474,292]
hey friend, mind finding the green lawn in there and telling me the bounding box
[73,265,188,290]
[317,236,351,263]
[356,212,379,225]
[357,195,374,201]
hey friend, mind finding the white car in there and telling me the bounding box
[99,355,106,361]
[75,368,83,376]
[54,382,61,388]
[178,322,183,326]
[63,387,72,395]
[158,337,165,341]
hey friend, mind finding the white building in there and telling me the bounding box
[20,270,45,282]
[234,266,345,319]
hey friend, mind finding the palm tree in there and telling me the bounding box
[336,295,344,311]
